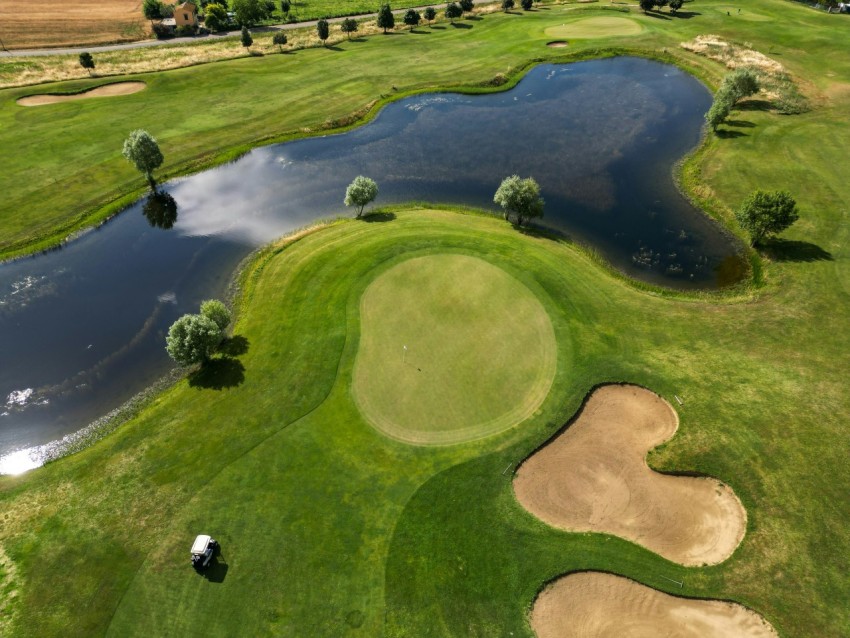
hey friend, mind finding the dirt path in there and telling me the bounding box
[531,572,778,638]
[514,385,746,566]
[16,81,146,106]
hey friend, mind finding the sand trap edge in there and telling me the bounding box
[17,81,147,106]
[511,382,748,566]
[528,570,779,638]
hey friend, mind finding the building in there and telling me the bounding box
[174,2,199,27]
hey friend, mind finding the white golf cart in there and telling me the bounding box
[190,534,218,571]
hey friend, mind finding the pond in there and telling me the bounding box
[0,57,746,472]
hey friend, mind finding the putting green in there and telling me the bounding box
[352,253,557,445]
[544,17,643,40]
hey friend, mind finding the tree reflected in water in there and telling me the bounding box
[143,191,178,229]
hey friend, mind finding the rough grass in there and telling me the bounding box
[0,207,847,636]
[352,253,557,444]
[0,0,148,49]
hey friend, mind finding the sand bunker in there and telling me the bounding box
[514,385,746,566]
[531,572,778,638]
[17,81,146,106]
[546,41,569,48]
[544,17,642,40]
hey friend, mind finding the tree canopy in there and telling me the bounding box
[377,4,395,32]
[200,299,232,332]
[317,19,330,43]
[78,52,95,75]
[122,129,164,190]
[404,9,421,27]
[166,314,223,366]
[735,190,800,245]
[344,176,379,217]
[231,0,269,26]
[142,0,164,21]
[445,2,462,21]
[241,26,254,48]
[272,31,288,50]
[493,175,544,226]
[204,4,228,32]
[341,18,358,39]
[424,6,436,23]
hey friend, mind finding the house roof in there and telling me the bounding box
[175,2,197,11]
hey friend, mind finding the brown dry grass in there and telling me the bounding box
[0,0,149,50]
[0,17,409,88]
[531,572,778,638]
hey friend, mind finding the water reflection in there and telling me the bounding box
[0,58,746,470]
[143,191,179,229]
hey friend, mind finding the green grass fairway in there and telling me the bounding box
[0,205,848,636]
[711,6,774,20]
[352,254,557,444]
[544,17,644,39]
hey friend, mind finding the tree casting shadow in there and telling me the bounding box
[189,356,246,390]
[716,128,747,139]
[644,11,671,19]
[219,334,250,357]
[672,10,701,18]
[760,239,833,262]
[361,212,396,223]
[726,119,756,128]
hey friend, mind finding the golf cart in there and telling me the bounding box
[190,534,218,571]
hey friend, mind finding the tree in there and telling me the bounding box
[654,0,669,10]
[639,0,654,12]
[341,17,358,39]
[403,8,421,28]
[494,175,544,226]
[501,0,514,11]
[445,2,462,22]
[520,0,532,9]
[142,191,178,229]
[316,18,329,44]
[377,3,395,33]
[721,68,760,103]
[459,0,474,13]
[423,6,436,24]
[165,314,223,366]
[241,25,253,49]
[79,52,95,76]
[344,176,378,217]
[705,90,734,132]
[122,129,164,190]
[204,3,228,31]
[735,190,799,245]
[142,0,164,23]
[231,0,269,26]
[669,0,683,12]
[200,299,232,332]
[272,31,288,50]
[280,0,290,12]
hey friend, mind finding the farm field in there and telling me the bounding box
[0,0,148,49]
[0,0,849,635]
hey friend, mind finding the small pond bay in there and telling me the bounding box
[0,57,745,470]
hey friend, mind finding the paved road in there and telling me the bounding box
[0,3,463,57]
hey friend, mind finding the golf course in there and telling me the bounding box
[1,0,849,635]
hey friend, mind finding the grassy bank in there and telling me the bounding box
[2,0,848,262]
[0,207,847,636]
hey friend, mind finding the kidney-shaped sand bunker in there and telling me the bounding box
[532,572,777,638]
[17,82,146,106]
[352,254,557,445]
[514,385,746,566]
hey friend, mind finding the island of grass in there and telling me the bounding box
[0,207,848,636]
